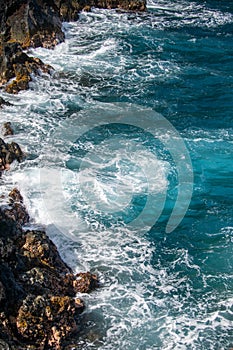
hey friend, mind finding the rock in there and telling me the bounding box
[0,339,11,350]
[7,142,25,163]
[55,0,146,21]
[16,294,78,348]
[0,281,5,304]
[9,188,24,203]
[21,230,72,273]
[0,138,25,171]
[2,122,14,136]
[53,0,79,22]
[74,272,99,293]
[0,190,99,348]
[0,42,53,94]
[85,0,146,11]
[0,0,146,93]
[1,1,65,49]
[0,97,12,108]
[5,188,30,226]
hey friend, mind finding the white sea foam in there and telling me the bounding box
[148,0,233,29]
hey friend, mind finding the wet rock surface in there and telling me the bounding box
[0,97,12,108]
[2,122,14,137]
[0,189,98,349]
[0,138,25,171]
[0,42,53,93]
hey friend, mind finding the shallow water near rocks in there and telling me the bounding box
[1,0,233,349]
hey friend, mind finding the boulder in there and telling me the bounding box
[74,271,99,293]
[0,138,25,171]
[16,294,79,349]
[2,122,14,136]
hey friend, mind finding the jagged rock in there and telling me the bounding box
[83,0,146,11]
[2,122,14,136]
[0,190,99,348]
[1,0,65,49]
[55,0,146,21]
[0,281,5,304]
[0,138,25,171]
[21,230,72,273]
[9,188,24,203]
[4,188,30,226]
[0,97,12,108]
[0,339,11,350]
[0,0,146,92]
[16,294,78,349]
[74,272,99,293]
[0,42,53,93]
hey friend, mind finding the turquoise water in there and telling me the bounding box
[0,0,233,348]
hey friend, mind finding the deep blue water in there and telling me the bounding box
[0,0,233,348]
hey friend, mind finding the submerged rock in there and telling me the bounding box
[0,97,12,108]
[0,190,98,349]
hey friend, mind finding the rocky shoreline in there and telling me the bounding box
[0,0,146,348]
[0,0,146,94]
[0,187,98,349]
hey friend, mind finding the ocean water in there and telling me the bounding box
[0,0,233,348]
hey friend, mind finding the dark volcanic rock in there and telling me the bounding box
[0,42,53,93]
[0,138,25,171]
[0,0,146,92]
[1,0,65,49]
[55,0,146,21]
[0,97,12,108]
[2,122,14,136]
[74,271,99,293]
[1,0,146,36]
[83,0,146,11]
[0,190,98,349]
